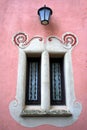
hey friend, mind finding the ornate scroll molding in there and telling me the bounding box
[12,32,43,49]
[62,32,78,49]
[47,32,78,49]
[12,32,78,49]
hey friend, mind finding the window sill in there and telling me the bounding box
[21,108,72,117]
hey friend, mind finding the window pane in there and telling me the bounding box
[29,62,38,101]
[25,58,41,105]
[52,63,62,101]
[50,58,65,105]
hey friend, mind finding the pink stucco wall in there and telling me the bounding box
[0,0,87,129]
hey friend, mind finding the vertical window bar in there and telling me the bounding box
[29,62,32,100]
[52,63,55,100]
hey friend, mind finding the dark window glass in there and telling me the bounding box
[50,58,65,105]
[25,57,41,105]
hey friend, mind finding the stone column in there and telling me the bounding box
[41,51,50,110]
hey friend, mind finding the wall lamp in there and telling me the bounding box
[38,5,53,25]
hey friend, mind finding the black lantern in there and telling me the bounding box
[38,5,53,25]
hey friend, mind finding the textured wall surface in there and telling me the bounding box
[0,0,87,130]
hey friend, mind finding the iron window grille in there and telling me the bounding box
[50,57,66,105]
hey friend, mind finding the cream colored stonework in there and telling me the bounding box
[9,33,82,127]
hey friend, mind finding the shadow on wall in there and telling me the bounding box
[42,18,61,37]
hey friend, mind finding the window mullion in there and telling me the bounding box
[41,51,50,110]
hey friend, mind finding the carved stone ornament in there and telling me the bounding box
[9,32,82,127]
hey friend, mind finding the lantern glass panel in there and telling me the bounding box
[45,9,50,21]
[39,10,45,21]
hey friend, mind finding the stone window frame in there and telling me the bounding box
[9,32,82,127]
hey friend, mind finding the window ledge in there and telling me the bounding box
[21,109,72,117]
